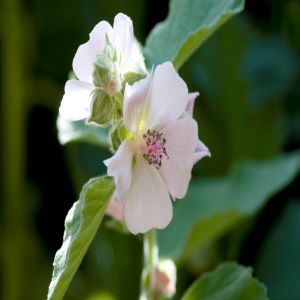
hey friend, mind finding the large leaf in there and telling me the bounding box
[158,150,300,260]
[57,116,109,148]
[144,0,245,69]
[182,262,268,300]
[255,200,300,300]
[186,18,294,176]
[47,176,115,300]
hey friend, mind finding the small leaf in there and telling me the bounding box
[182,262,268,300]
[144,0,245,69]
[88,90,114,127]
[57,116,109,148]
[47,176,115,300]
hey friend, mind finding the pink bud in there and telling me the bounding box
[106,195,124,221]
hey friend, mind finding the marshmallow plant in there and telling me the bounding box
[47,2,268,300]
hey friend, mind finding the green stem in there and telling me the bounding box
[141,229,158,300]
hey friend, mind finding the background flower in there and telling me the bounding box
[59,13,146,122]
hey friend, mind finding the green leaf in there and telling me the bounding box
[182,262,268,300]
[255,200,300,299]
[47,176,115,300]
[144,0,245,69]
[185,18,291,176]
[57,116,109,148]
[158,151,300,260]
[88,90,114,127]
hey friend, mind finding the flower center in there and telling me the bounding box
[142,129,169,169]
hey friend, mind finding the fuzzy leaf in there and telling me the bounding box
[182,262,268,300]
[47,176,115,300]
[57,116,109,147]
[144,0,245,69]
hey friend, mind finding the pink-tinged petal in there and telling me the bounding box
[193,139,211,164]
[186,92,199,116]
[106,194,124,221]
[124,157,172,234]
[104,140,133,199]
[146,62,188,129]
[113,13,134,63]
[73,21,113,83]
[123,73,152,132]
[59,80,93,121]
[153,259,176,297]
[160,117,198,199]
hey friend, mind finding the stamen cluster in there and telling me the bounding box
[143,129,169,169]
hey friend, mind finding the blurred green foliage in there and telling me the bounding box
[182,262,267,300]
[1,0,300,300]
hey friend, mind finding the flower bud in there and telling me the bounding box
[87,90,113,127]
[92,35,122,97]
[153,258,176,298]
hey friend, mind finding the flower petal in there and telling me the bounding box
[106,194,124,221]
[193,139,211,164]
[123,73,152,132]
[124,157,172,234]
[73,21,113,83]
[59,80,93,121]
[160,117,198,199]
[104,140,133,199]
[146,62,188,129]
[113,13,134,63]
[186,92,199,116]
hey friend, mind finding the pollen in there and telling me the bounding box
[142,129,169,169]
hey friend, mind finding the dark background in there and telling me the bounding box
[1,0,300,299]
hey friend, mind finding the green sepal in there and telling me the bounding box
[93,57,113,89]
[109,119,127,152]
[94,36,114,86]
[87,90,114,127]
[92,34,122,97]
[123,71,146,86]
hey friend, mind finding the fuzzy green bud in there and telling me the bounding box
[92,35,122,97]
[87,90,113,127]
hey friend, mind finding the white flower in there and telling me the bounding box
[59,13,146,121]
[104,62,210,234]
